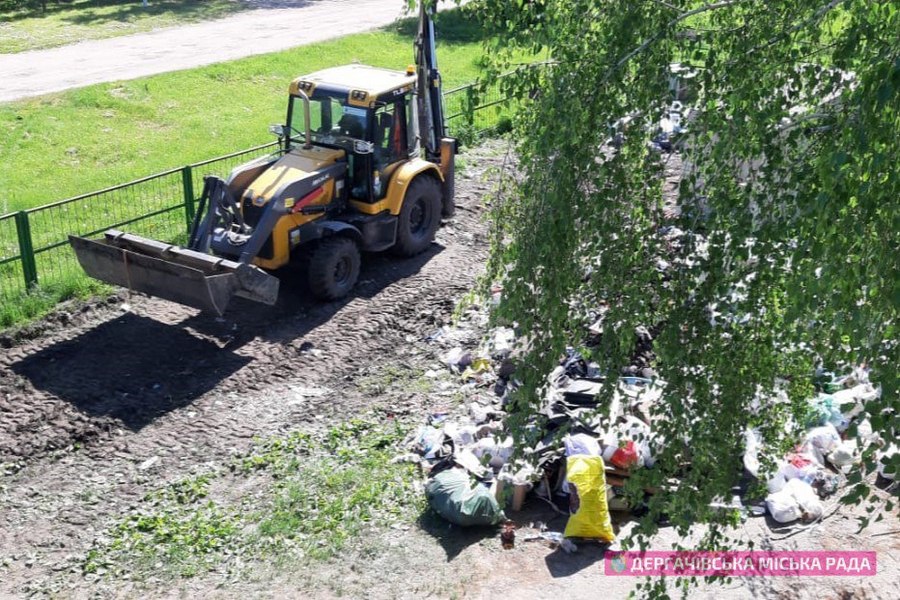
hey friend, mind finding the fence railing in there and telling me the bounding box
[0,77,525,316]
[444,75,517,138]
[0,142,280,310]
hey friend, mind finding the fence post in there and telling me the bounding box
[181,165,195,233]
[14,211,38,288]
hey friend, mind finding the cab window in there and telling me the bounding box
[373,101,408,172]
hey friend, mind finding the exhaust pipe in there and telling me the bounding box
[69,230,279,316]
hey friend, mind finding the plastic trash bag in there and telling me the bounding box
[472,436,514,469]
[807,395,849,431]
[443,347,472,372]
[785,478,824,521]
[827,439,858,471]
[563,456,615,541]
[766,479,823,523]
[443,422,478,448]
[783,452,820,483]
[601,417,654,469]
[802,424,841,465]
[766,489,802,523]
[610,441,640,469]
[413,426,446,459]
[425,468,505,527]
[743,428,762,477]
[766,464,789,494]
[564,433,601,457]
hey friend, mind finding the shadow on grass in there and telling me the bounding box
[0,0,320,26]
[1,0,204,24]
[60,0,251,27]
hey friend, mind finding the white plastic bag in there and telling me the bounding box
[827,439,858,470]
[743,428,762,477]
[782,452,820,483]
[619,416,654,467]
[414,426,445,459]
[766,464,789,493]
[442,422,478,448]
[766,479,823,523]
[471,436,514,469]
[784,478,823,521]
[766,489,802,523]
[802,424,841,465]
[564,433,601,457]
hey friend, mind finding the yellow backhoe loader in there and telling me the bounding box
[69,4,456,316]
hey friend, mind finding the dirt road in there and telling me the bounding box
[0,0,414,103]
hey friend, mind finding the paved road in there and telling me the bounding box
[0,0,414,103]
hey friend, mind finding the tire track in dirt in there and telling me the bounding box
[0,142,505,596]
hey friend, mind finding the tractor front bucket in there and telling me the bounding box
[69,230,278,316]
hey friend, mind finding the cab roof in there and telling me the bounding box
[289,64,417,108]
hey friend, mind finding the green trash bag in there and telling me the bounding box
[425,468,505,526]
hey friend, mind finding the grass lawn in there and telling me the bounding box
[0,9,490,213]
[0,0,249,53]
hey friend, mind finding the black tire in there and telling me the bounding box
[393,176,442,256]
[307,236,361,301]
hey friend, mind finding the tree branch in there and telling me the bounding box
[604,0,751,82]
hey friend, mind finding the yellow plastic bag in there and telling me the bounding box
[563,455,615,541]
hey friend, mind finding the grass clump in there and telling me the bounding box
[83,419,422,580]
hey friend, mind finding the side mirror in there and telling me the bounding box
[269,124,285,138]
[353,140,374,155]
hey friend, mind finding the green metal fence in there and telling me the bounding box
[0,78,522,315]
[444,76,516,138]
[0,142,280,308]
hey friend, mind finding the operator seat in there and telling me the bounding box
[338,113,365,138]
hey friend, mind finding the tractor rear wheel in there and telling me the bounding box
[307,236,361,300]
[393,176,442,257]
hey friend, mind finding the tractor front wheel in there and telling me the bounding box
[307,236,361,300]
[393,176,442,257]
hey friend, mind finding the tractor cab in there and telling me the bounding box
[282,64,420,203]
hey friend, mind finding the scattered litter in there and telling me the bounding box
[501,521,516,549]
[411,294,886,555]
[138,456,159,471]
[523,531,578,553]
[443,347,472,372]
[413,426,447,460]
[766,478,823,524]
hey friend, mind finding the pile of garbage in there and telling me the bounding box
[402,303,896,544]
[751,367,896,524]
[399,306,662,543]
